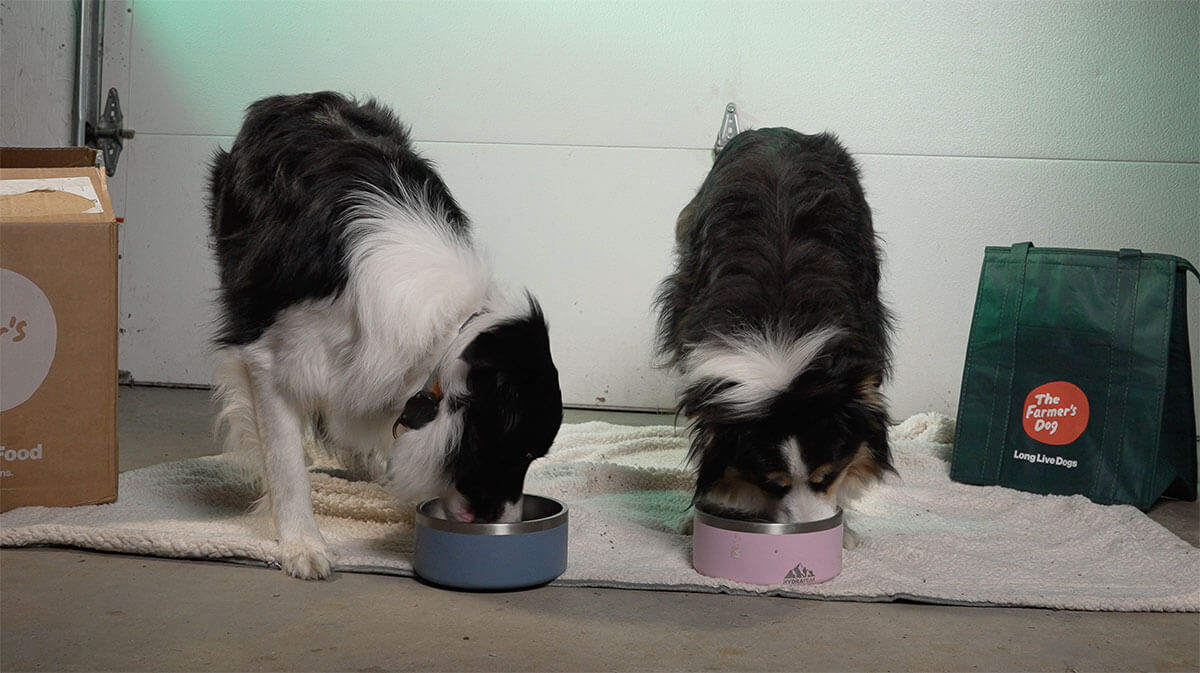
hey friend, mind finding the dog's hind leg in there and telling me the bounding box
[214,349,266,483]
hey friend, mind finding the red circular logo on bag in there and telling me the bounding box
[1022,381,1089,445]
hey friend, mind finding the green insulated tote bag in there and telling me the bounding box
[951,243,1198,510]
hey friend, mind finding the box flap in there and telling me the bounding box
[0,147,97,169]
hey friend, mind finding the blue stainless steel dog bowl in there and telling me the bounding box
[413,495,568,590]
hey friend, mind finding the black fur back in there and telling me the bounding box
[656,128,890,371]
[207,91,469,345]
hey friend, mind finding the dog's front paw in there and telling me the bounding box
[679,516,694,535]
[842,525,860,550]
[278,537,334,579]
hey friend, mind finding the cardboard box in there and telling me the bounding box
[0,147,118,512]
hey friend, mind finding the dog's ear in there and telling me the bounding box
[786,368,893,494]
[461,300,554,374]
[855,373,886,415]
[522,291,548,328]
[461,330,503,371]
[846,373,894,478]
[674,193,701,243]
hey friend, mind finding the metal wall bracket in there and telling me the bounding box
[713,102,740,158]
[87,88,135,177]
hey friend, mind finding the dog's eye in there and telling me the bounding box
[524,452,535,462]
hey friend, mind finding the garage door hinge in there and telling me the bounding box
[713,102,740,159]
[86,88,135,177]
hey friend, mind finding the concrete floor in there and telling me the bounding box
[2,386,1198,672]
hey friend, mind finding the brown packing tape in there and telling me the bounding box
[0,190,97,218]
[0,147,97,169]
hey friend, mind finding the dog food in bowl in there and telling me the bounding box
[413,494,568,590]
[692,506,842,586]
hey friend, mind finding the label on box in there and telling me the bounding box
[0,177,104,215]
[0,268,58,411]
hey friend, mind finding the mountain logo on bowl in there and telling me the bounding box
[782,562,816,585]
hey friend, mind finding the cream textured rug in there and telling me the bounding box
[2,413,1196,611]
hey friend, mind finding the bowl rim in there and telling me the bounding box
[416,494,568,535]
[693,504,843,535]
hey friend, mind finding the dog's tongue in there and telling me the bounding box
[449,502,475,523]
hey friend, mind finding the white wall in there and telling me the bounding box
[3,0,1198,421]
[0,0,77,146]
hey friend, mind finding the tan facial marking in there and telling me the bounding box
[703,466,772,513]
[807,462,836,486]
[766,471,793,489]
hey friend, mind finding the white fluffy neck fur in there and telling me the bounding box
[682,325,841,418]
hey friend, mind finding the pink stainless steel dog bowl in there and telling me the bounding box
[692,506,843,586]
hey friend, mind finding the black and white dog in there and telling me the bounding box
[207,92,562,579]
[655,128,893,537]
